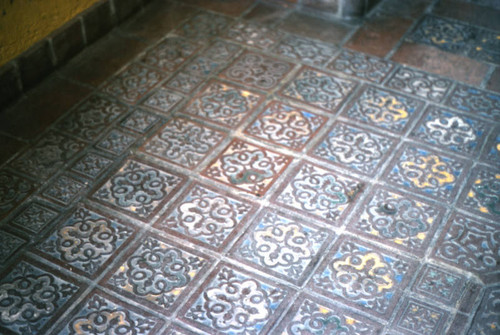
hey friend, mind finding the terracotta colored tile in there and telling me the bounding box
[433,0,500,31]
[487,67,500,92]
[182,0,254,16]
[392,42,490,85]
[0,135,26,165]
[373,0,431,19]
[345,17,413,58]
[243,2,290,24]
[0,76,91,141]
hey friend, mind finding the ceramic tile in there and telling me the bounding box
[119,109,160,134]
[0,230,25,265]
[70,152,113,179]
[390,298,449,335]
[163,71,204,94]
[467,286,500,335]
[41,174,86,206]
[274,34,337,67]
[480,125,500,166]
[471,29,500,64]
[10,201,59,234]
[140,37,201,72]
[328,49,394,83]
[175,12,231,40]
[94,128,137,156]
[446,83,500,122]
[139,88,183,114]
[0,169,34,219]
[183,40,241,78]
[225,21,283,49]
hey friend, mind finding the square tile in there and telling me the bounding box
[343,85,423,134]
[410,106,490,157]
[179,263,292,334]
[140,36,201,72]
[0,169,34,219]
[328,49,394,83]
[182,40,241,78]
[0,230,25,265]
[272,162,365,226]
[383,144,469,203]
[310,121,396,176]
[53,290,165,335]
[41,174,86,206]
[274,34,338,67]
[163,71,204,94]
[162,324,202,335]
[470,29,500,65]
[139,88,183,114]
[274,294,384,334]
[102,234,212,316]
[221,51,294,90]
[446,84,500,121]
[95,129,137,156]
[175,12,231,40]
[457,164,500,219]
[481,125,500,166]
[230,209,333,285]
[184,79,264,128]
[70,152,113,179]
[280,66,357,113]
[309,236,417,318]
[104,63,167,104]
[140,117,225,169]
[91,158,185,221]
[202,139,292,196]
[225,21,283,49]
[384,66,452,103]
[347,186,445,256]
[119,109,160,134]
[431,212,500,283]
[154,183,257,251]
[244,100,327,150]
[10,201,59,234]
[467,286,500,335]
[390,298,449,335]
[37,206,135,278]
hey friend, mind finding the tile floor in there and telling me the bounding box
[0,0,499,334]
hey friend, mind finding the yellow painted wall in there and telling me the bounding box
[0,0,102,66]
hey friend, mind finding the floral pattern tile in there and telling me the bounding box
[10,201,59,234]
[184,40,241,78]
[202,139,292,196]
[390,298,449,335]
[467,286,500,335]
[280,66,357,112]
[225,21,283,49]
[446,84,500,122]
[244,100,327,150]
[119,109,160,134]
[70,152,113,179]
[328,49,394,83]
[140,36,201,72]
[481,125,500,166]
[139,88,183,114]
[311,121,396,176]
[41,174,85,206]
[272,162,364,226]
[155,183,256,251]
[175,12,231,40]
[141,117,225,169]
[0,169,34,219]
[163,71,204,94]
[274,34,338,67]
[94,129,137,156]
[0,230,25,265]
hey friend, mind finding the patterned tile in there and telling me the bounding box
[468,286,500,335]
[410,106,490,157]
[53,290,164,335]
[309,236,417,318]
[432,212,500,283]
[0,169,34,219]
[180,263,291,334]
[383,144,469,203]
[184,79,264,128]
[104,63,166,104]
[54,94,128,142]
[10,131,85,180]
[70,152,113,179]
[244,100,327,150]
[183,40,241,78]
[95,129,137,156]
[470,29,500,65]
[311,121,396,176]
[225,21,283,49]
[457,164,500,219]
[0,230,25,264]
[203,139,292,196]
[155,183,256,251]
[280,66,357,113]
[272,162,364,226]
[274,34,337,67]
[139,88,183,114]
[221,51,294,90]
[481,125,500,166]
[41,174,85,206]
[343,85,423,134]
[275,294,384,334]
[163,71,204,94]
[141,117,225,169]
[328,49,394,83]
[446,84,500,121]
[102,235,212,316]
[175,12,231,40]
[0,259,83,335]
[347,186,444,256]
[140,36,201,72]
[230,209,332,285]
[11,201,59,234]
[120,109,160,134]
[37,206,134,278]
[91,158,185,221]
[385,66,452,103]
[390,298,449,335]
[163,324,201,335]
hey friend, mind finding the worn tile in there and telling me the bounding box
[162,324,202,335]
[385,66,453,103]
[202,139,292,196]
[432,212,500,283]
[280,66,357,113]
[243,1,290,24]
[347,186,445,256]
[10,201,59,235]
[481,125,500,167]
[0,169,35,219]
[163,71,204,94]
[70,152,114,179]
[274,294,384,334]
[37,206,135,278]
[41,174,86,207]
[155,183,256,251]
[141,117,225,169]
[225,21,283,49]
[222,51,294,90]
[467,285,500,335]
[389,298,449,335]
[433,0,500,32]
[183,79,264,128]
[410,106,490,157]
[140,88,183,114]
[457,164,500,219]
[175,12,231,40]
[446,84,500,121]
[18,40,54,90]
[0,134,26,165]
[179,263,292,334]
[245,100,327,150]
[91,158,185,221]
[182,0,254,16]
[51,20,84,66]
[471,29,500,65]
[272,162,364,226]
[273,34,338,67]
[119,109,160,134]
[183,40,241,78]
[310,236,417,318]
[328,49,394,83]
[486,67,500,93]
[373,0,432,19]
[383,144,469,203]
[0,230,25,265]
[311,121,396,176]
[94,129,137,156]
[82,1,113,44]
[103,63,167,104]
[230,209,332,285]
[140,37,201,72]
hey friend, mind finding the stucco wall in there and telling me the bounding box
[0,0,101,66]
